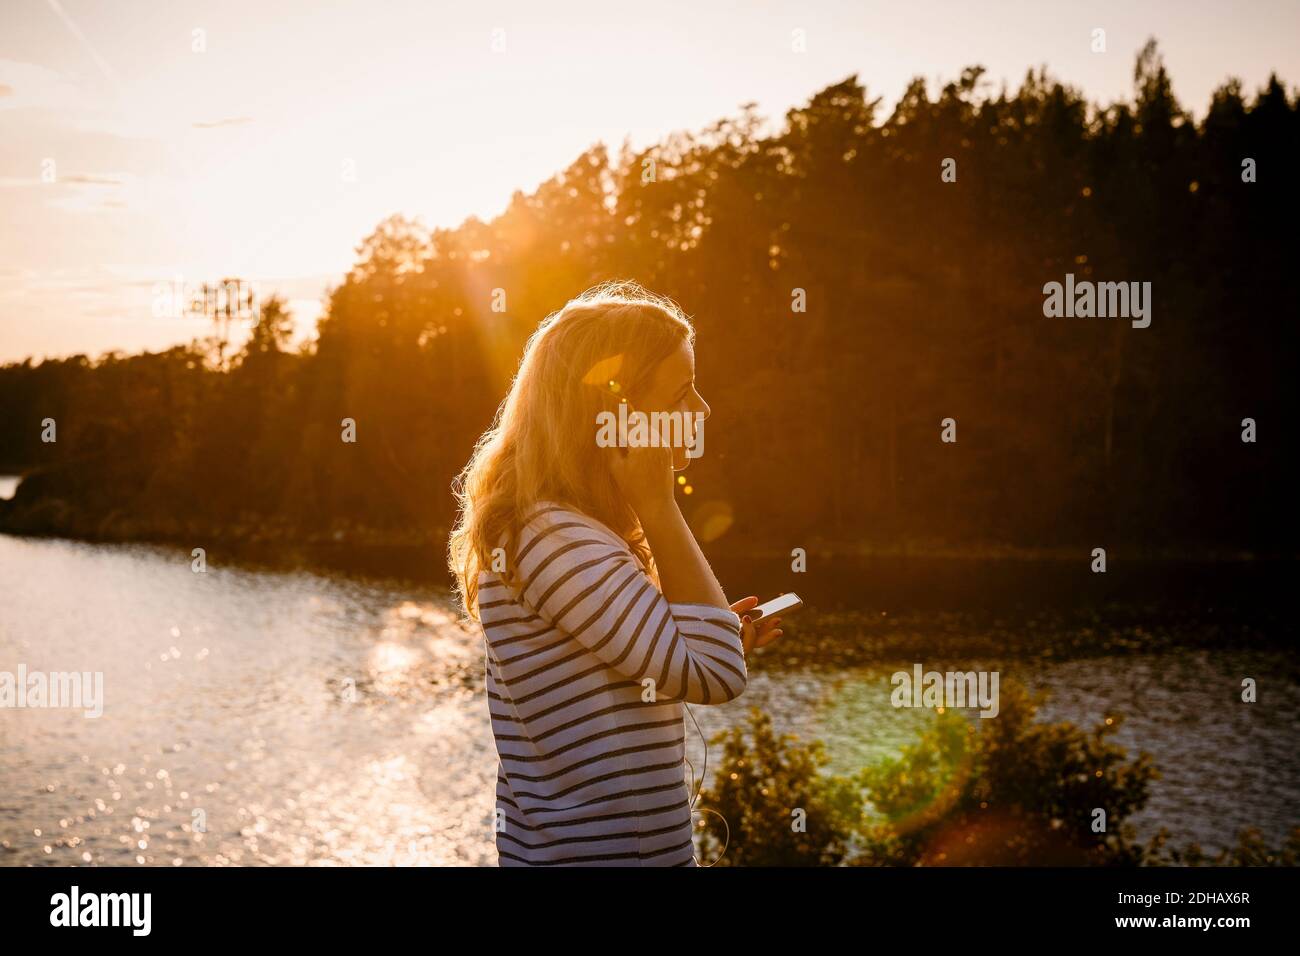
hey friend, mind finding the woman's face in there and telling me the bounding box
[636,340,711,471]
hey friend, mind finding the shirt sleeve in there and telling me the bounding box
[509,504,748,705]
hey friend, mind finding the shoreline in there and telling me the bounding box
[0,515,1285,564]
[1,471,1289,565]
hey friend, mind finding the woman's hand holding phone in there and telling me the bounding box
[730,596,785,654]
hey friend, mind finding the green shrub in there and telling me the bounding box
[696,678,1297,865]
[693,707,864,866]
[855,680,1159,865]
[1143,826,1300,866]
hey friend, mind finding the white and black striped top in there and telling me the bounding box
[477,500,748,866]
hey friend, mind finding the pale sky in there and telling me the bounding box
[2,0,1297,363]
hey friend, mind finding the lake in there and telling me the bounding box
[1,529,1296,866]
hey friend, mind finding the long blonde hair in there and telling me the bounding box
[448,280,695,621]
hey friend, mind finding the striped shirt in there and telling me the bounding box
[477,501,748,866]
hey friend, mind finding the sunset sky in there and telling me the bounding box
[2,0,1297,364]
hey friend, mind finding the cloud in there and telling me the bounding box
[192,116,253,129]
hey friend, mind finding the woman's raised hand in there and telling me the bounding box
[608,438,676,519]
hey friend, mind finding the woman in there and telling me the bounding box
[448,280,784,866]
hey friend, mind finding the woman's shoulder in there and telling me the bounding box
[521,499,634,557]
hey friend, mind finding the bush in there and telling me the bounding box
[693,707,864,866]
[1143,826,1300,866]
[855,681,1158,865]
[693,679,1292,866]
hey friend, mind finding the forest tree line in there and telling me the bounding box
[1,42,1295,560]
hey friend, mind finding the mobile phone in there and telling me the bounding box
[746,592,803,623]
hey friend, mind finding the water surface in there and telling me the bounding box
[1,533,1294,865]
